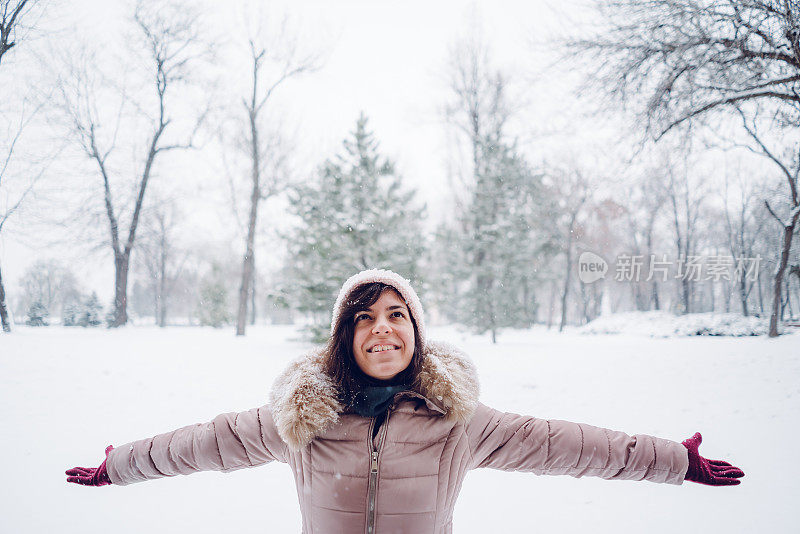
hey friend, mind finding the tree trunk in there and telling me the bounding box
[793,266,800,320]
[780,286,787,321]
[681,278,690,314]
[152,283,158,324]
[651,279,660,310]
[0,264,11,332]
[236,109,261,337]
[559,241,573,332]
[580,280,589,324]
[522,275,531,326]
[795,279,800,321]
[476,268,497,343]
[546,281,555,329]
[114,253,130,327]
[738,273,749,316]
[709,280,715,312]
[236,204,258,336]
[769,210,800,336]
[158,252,167,327]
[646,224,660,311]
[249,266,256,325]
[723,279,731,313]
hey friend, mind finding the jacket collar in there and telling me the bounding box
[268,340,480,450]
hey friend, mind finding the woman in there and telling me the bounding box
[66,269,744,533]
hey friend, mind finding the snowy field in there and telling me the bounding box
[1,324,798,533]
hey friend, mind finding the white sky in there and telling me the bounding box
[2,0,588,301]
[0,0,778,308]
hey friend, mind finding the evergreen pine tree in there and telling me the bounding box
[25,300,49,326]
[448,135,548,342]
[197,264,231,328]
[62,302,80,326]
[81,292,103,327]
[104,302,117,328]
[282,113,427,340]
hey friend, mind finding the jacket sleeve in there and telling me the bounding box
[105,404,288,486]
[465,402,688,485]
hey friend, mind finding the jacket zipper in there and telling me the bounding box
[366,408,391,534]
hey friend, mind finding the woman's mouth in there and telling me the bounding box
[367,344,400,353]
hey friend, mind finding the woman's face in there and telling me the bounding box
[352,289,415,381]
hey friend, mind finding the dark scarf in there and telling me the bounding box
[347,366,412,418]
[350,385,409,418]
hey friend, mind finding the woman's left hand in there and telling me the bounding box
[681,432,744,486]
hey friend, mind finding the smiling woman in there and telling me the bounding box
[352,288,416,379]
[66,268,745,534]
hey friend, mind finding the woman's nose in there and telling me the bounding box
[372,318,391,334]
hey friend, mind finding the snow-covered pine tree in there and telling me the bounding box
[62,302,80,326]
[197,264,232,328]
[81,292,103,327]
[282,113,427,340]
[25,300,49,326]
[444,135,548,342]
[438,31,553,341]
[426,223,465,325]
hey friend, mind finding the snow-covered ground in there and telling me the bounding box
[1,324,797,533]
[579,310,774,337]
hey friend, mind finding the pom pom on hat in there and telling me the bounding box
[331,269,426,347]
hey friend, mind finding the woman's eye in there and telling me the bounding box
[355,314,370,322]
[391,311,404,318]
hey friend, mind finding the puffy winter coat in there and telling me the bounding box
[105,340,689,534]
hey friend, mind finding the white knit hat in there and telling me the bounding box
[331,269,426,346]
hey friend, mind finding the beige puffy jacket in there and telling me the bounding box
[106,340,689,534]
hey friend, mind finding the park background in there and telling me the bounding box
[1,0,799,532]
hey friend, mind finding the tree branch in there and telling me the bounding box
[90,125,121,256]
[657,90,800,139]
[736,108,799,206]
[764,199,786,227]
[0,0,27,65]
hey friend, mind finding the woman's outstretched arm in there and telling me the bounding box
[91,404,287,486]
[465,403,689,484]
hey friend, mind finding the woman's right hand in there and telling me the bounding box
[66,445,114,487]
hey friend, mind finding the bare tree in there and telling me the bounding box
[0,106,40,331]
[736,110,800,333]
[0,0,47,332]
[136,199,187,327]
[444,29,513,216]
[572,0,800,334]
[544,168,592,332]
[623,167,669,310]
[231,18,320,337]
[54,1,208,327]
[16,258,81,317]
[442,26,537,342]
[666,165,705,313]
[722,170,768,315]
[572,0,800,137]
[0,263,9,331]
[0,0,40,66]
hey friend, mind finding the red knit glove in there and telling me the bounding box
[681,433,744,486]
[66,445,114,486]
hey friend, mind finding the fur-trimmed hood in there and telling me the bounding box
[268,340,480,451]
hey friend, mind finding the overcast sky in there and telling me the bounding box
[1,0,585,296]
[1,0,771,306]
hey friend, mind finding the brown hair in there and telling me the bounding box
[323,282,423,405]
